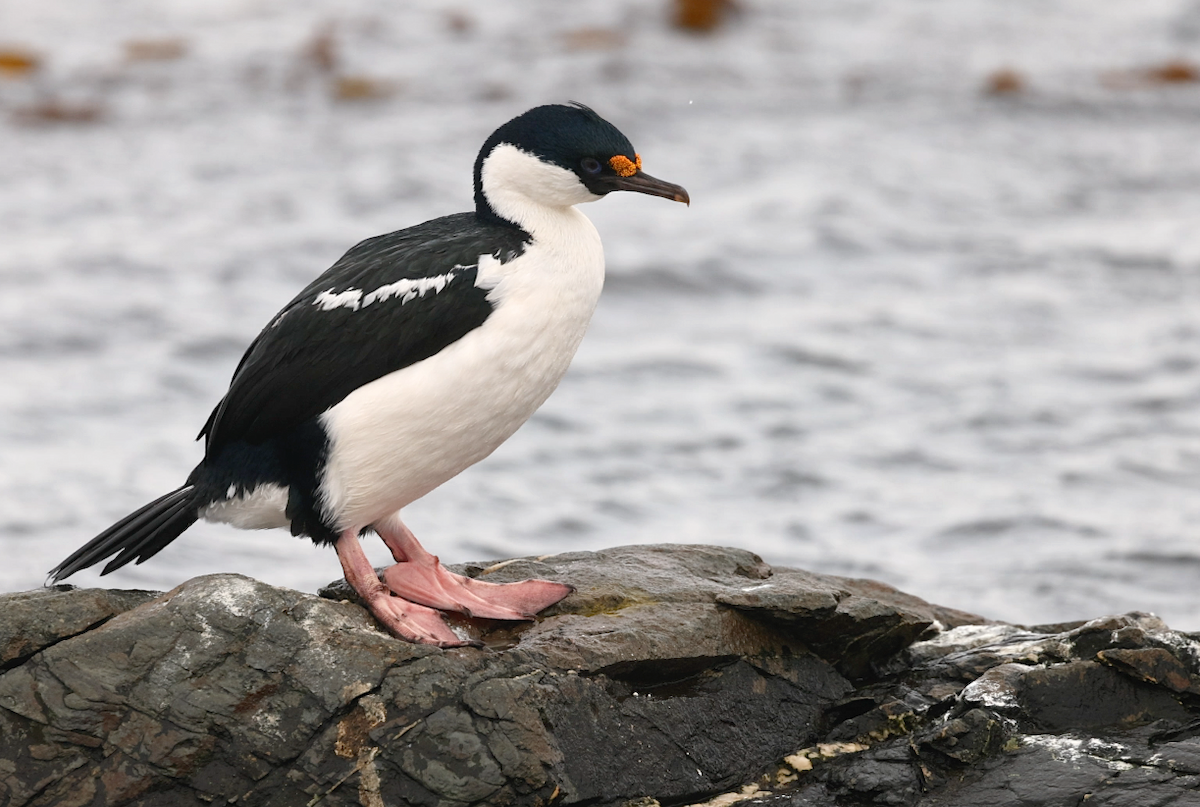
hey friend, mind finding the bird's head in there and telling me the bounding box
[474,103,689,228]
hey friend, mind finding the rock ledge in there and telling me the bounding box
[0,544,1198,807]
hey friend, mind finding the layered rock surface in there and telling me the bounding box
[0,545,1198,806]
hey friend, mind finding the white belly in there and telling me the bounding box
[317,213,605,531]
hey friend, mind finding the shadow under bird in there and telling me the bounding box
[51,103,689,647]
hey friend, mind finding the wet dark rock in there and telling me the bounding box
[0,585,157,670]
[2,546,1200,806]
[750,613,1200,807]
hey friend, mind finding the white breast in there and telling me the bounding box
[318,190,605,531]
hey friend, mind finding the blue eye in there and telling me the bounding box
[581,157,602,174]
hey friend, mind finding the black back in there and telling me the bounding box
[199,212,529,454]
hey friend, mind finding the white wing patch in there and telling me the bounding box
[313,267,470,312]
[313,288,364,311]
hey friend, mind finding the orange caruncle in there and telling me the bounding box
[608,154,642,177]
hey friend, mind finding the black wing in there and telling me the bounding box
[200,212,529,454]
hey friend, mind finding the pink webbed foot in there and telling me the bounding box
[360,590,478,648]
[382,562,573,620]
[377,518,574,621]
[335,530,478,648]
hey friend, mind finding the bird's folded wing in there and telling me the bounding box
[200,213,529,452]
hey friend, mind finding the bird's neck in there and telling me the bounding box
[474,144,602,241]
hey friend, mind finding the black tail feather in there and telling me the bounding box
[101,494,198,574]
[51,486,200,583]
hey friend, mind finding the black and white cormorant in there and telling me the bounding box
[50,103,690,647]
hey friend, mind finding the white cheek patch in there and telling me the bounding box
[313,267,469,313]
[481,144,602,215]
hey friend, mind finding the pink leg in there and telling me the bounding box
[335,530,477,648]
[376,515,574,621]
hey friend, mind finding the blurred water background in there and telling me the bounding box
[3,0,1200,628]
